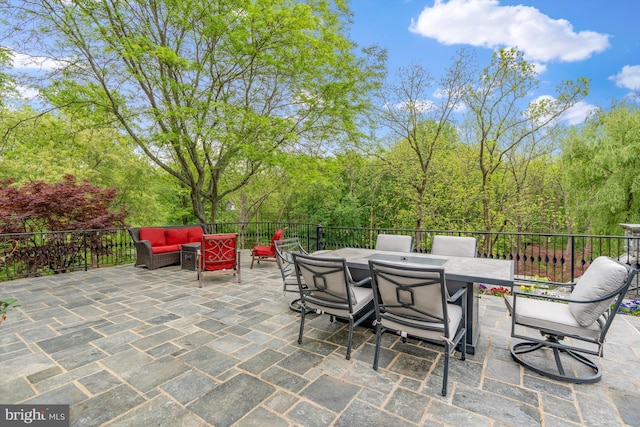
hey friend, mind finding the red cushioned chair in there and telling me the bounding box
[198,233,241,287]
[250,228,285,269]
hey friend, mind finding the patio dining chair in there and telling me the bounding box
[375,234,414,253]
[431,235,479,350]
[250,228,285,268]
[275,237,309,312]
[292,252,375,359]
[198,233,241,287]
[504,256,636,383]
[368,259,466,396]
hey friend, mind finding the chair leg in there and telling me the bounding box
[373,324,382,370]
[442,350,450,396]
[298,308,306,345]
[345,318,354,360]
[250,255,255,269]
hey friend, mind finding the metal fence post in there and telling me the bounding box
[316,225,322,252]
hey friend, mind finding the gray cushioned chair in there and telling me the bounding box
[368,259,466,396]
[505,256,637,383]
[275,238,309,312]
[375,234,414,252]
[431,235,479,350]
[431,235,477,257]
[293,252,375,360]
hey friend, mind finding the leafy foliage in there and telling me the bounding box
[562,102,640,234]
[0,175,128,233]
[0,175,129,275]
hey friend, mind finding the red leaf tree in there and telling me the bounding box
[0,175,129,274]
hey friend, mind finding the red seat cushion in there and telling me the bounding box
[151,244,181,254]
[140,227,167,247]
[188,227,204,243]
[252,245,275,257]
[166,228,189,245]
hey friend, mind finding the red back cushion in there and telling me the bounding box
[166,228,189,245]
[271,229,285,244]
[139,227,166,247]
[188,227,204,243]
[202,234,237,271]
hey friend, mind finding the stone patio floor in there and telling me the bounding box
[1,250,640,427]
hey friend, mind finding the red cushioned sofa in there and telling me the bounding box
[128,225,205,270]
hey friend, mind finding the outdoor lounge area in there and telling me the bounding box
[1,251,640,426]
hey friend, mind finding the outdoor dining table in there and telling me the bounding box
[315,247,515,354]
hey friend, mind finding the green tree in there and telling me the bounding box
[463,48,589,233]
[0,107,173,225]
[374,52,474,241]
[562,102,640,234]
[1,0,383,224]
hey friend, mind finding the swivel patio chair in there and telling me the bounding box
[292,252,375,359]
[368,259,466,396]
[198,233,241,287]
[250,228,285,268]
[375,234,414,253]
[504,256,636,383]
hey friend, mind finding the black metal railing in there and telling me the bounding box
[1,223,638,284]
[0,228,136,281]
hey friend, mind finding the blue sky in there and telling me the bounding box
[348,0,640,124]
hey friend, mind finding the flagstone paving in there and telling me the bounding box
[1,250,640,427]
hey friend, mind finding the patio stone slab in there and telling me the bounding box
[188,373,275,427]
[300,375,361,413]
[36,327,103,354]
[287,400,336,427]
[2,260,639,426]
[334,399,408,427]
[71,384,145,426]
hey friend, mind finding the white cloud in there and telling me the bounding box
[409,0,609,64]
[609,65,640,91]
[12,84,39,100]
[560,101,597,125]
[526,96,596,126]
[393,99,435,112]
[9,50,66,71]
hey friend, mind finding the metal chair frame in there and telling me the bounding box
[369,259,466,396]
[293,252,374,360]
[507,259,636,383]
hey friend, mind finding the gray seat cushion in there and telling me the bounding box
[505,295,602,340]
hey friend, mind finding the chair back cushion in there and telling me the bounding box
[431,236,476,257]
[166,228,190,245]
[271,229,285,246]
[569,256,629,327]
[139,227,167,247]
[370,261,446,320]
[188,227,204,243]
[293,254,354,304]
[375,234,413,253]
[201,234,238,271]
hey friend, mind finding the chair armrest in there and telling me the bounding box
[134,240,152,254]
[351,277,372,287]
[512,286,623,305]
[448,287,466,304]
